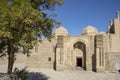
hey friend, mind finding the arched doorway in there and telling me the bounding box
[73,42,86,69]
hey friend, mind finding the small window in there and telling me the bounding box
[48,57,51,61]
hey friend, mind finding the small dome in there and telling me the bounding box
[55,26,68,33]
[99,31,106,34]
[54,26,68,36]
[82,25,98,35]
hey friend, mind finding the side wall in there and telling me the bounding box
[110,35,120,52]
[0,54,27,73]
[0,39,56,73]
[26,39,56,69]
[105,52,120,72]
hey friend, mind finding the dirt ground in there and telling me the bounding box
[0,68,120,80]
[26,68,120,80]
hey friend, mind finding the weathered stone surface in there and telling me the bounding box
[0,12,120,73]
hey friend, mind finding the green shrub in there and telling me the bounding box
[13,68,28,80]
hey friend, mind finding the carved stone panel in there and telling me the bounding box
[95,35,103,48]
[57,35,63,47]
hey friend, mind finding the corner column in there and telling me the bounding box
[96,48,105,72]
[95,34,105,72]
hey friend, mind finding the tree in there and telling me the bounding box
[0,0,63,74]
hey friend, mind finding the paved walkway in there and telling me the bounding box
[27,68,120,80]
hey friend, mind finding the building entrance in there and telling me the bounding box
[76,57,82,67]
[73,41,86,69]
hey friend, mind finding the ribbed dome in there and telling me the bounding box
[54,26,68,36]
[82,25,98,35]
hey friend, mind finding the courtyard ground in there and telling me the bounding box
[27,68,120,80]
[0,68,120,80]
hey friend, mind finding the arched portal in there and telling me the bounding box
[73,42,86,70]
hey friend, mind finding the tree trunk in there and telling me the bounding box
[7,52,14,74]
[7,42,15,75]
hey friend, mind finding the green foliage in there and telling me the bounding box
[0,0,63,74]
[29,0,64,10]
[0,0,63,54]
[13,68,28,80]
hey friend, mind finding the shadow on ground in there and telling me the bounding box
[27,72,50,80]
[0,72,49,80]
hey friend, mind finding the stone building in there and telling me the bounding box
[0,12,120,72]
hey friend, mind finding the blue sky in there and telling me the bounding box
[53,0,120,36]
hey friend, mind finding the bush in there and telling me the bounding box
[13,68,28,80]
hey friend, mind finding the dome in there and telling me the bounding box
[54,26,68,36]
[82,25,98,35]
[55,26,68,33]
[99,32,106,34]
